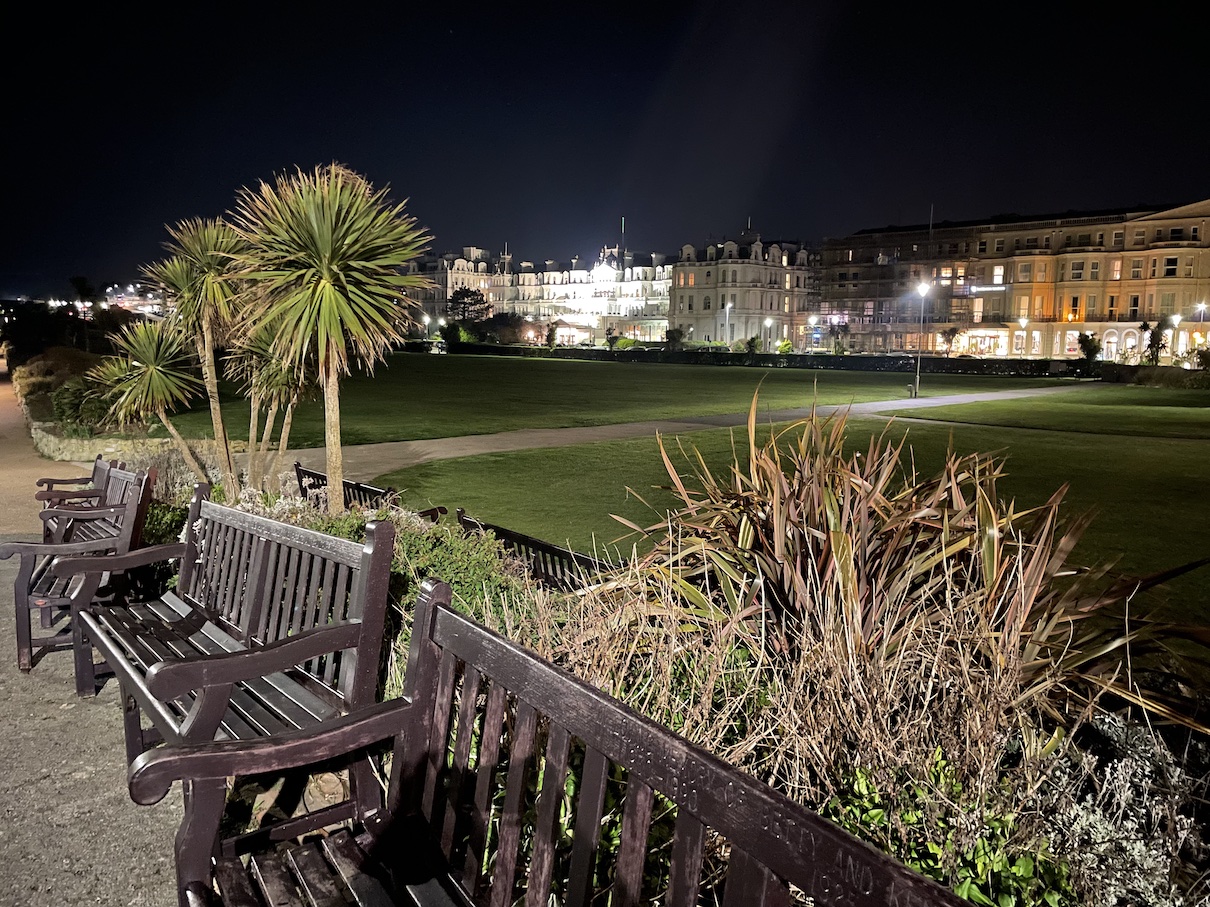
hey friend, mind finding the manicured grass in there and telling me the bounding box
[168,353,1064,447]
[890,384,1210,439]
[377,412,1210,621]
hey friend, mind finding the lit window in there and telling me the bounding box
[688,273,695,287]
[993,265,1004,285]
[1111,259,1121,280]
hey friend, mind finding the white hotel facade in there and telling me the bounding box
[409,198,1210,360]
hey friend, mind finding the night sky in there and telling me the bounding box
[5,3,1209,299]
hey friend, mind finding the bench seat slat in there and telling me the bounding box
[321,832,396,907]
[250,851,305,907]
[214,856,265,907]
[138,596,340,729]
[88,599,339,743]
[286,842,348,907]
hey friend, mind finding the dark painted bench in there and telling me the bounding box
[35,454,121,508]
[295,461,447,522]
[0,465,156,672]
[129,578,966,907]
[35,455,129,541]
[457,508,619,591]
[55,483,397,812]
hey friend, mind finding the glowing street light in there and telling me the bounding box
[764,317,773,352]
[724,301,733,345]
[808,314,818,351]
[422,313,432,337]
[1171,312,1182,359]
[1198,301,1206,324]
[915,282,929,397]
[1018,316,1028,359]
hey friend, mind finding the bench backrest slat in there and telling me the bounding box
[176,487,394,710]
[398,590,968,907]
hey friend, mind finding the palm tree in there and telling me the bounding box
[142,218,245,495]
[90,321,209,482]
[229,163,432,512]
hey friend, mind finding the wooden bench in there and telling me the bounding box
[57,485,397,796]
[35,454,121,506]
[457,508,619,591]
[294,461,448,524]
[129,578,966,907]
[0,466,156,672]
[35,455,125,540]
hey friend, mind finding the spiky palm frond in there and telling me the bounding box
[93,320,202,421]
[143,218,246,341]
[228,162,432,379]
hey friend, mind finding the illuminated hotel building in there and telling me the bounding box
[407,246,671,344]
[818,199,1210,360]
[668,233,821,349]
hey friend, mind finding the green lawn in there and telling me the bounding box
[377,409,1210,621]
[888,384,1210,439]
[169,353,1065,447]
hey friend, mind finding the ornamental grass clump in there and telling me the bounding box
[533,395,1209,902]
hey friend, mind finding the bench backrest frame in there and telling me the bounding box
[390,581,967,907]
[176,485,395,710]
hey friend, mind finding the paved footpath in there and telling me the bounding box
[295,384,1081,483]
[0,361,1080,905]
[0,359,181,906]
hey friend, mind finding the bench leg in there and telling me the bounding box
[15,600,32,673]
[175,776,226,907]
[73,608,97,697]
[123,685,148,765]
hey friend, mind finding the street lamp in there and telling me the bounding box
[808,314,818,352]
[422,313,432,337]
[764,317,773,352]
[1018,316,1028,359]
[725,301,733,345]
[1198,301,1206,324]
[915,282,929,397]
[1172,312,1182,360]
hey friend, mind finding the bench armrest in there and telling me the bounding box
[35,488,103,504]
[36,474,92,489]
[145,621,365,700]
[52,542,187,578]
[38,504,124,524]
[0,536,129,561]
[129,697,416,804]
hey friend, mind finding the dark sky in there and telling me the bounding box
[5,2,1209,299]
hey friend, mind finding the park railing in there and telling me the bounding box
[456,508,622,591]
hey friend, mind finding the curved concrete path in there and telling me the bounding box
[0,358,181,906]
[289,384,1082,483]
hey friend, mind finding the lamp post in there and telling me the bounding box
[764,317,773,352]
[808,314,818,352]
[422,313,432,337]
[1018,316,1028,359]
[915,282,929,397]
[725,301,733,346]
[1198,301,1206,324]
[1171,312,1182,360]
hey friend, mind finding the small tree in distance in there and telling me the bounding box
[446,286,490,322]
[1077,332,1102,376]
